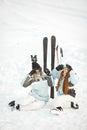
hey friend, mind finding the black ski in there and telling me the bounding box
[60,47,63,63]
[43,37,48,72]
[60,47,63,57]
[50,35,56,98]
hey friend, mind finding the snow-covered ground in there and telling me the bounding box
[0,0,87,130]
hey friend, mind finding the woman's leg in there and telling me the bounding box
[15,95,46,111]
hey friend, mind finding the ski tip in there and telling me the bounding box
[51,35,56,40]
[43,37,48,40]
[43,37,48,44]
[51,35,56,38]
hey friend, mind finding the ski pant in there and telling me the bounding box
[15,95,46,111]
[51,95,78,109]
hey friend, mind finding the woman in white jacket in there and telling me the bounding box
[9,76,49,111]
[50,64,79,113]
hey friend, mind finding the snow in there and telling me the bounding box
[0,0,87,130]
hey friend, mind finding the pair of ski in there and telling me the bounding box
[43,36,64,115]
[43,35,63,98]
[43,36,56,99]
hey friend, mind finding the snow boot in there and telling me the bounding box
[8,100,15,107]
[16,104,20,111]
[8,100,15,111]
[71,101,79,109]
[50,106,63,115]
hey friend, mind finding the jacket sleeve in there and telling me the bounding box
[51,68,61,79]
[30,80,49,102]
[68,70,79,86]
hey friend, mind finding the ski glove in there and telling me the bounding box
[68,81,74,87]
[29,69,36,76]
[56,64,64,71]
[44,68,51,76]
[68,89,76,97]
[45,76,53,87]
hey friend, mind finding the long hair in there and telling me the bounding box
[56,71,70,94]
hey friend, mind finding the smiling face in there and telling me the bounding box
[62,68,68,77]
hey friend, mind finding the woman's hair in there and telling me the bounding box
[56,71,70,94]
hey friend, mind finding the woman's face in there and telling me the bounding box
[63,69,68,77]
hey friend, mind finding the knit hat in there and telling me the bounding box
[56,64,64,71]
[66,64,73,72]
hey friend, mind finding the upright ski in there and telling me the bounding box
[50,35,56,98]
[60,47,63,63]
[60,47,63,57]
[56,45,59,65]
[43,37,48,72]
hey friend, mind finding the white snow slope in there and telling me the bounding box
[0,0,87,130]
